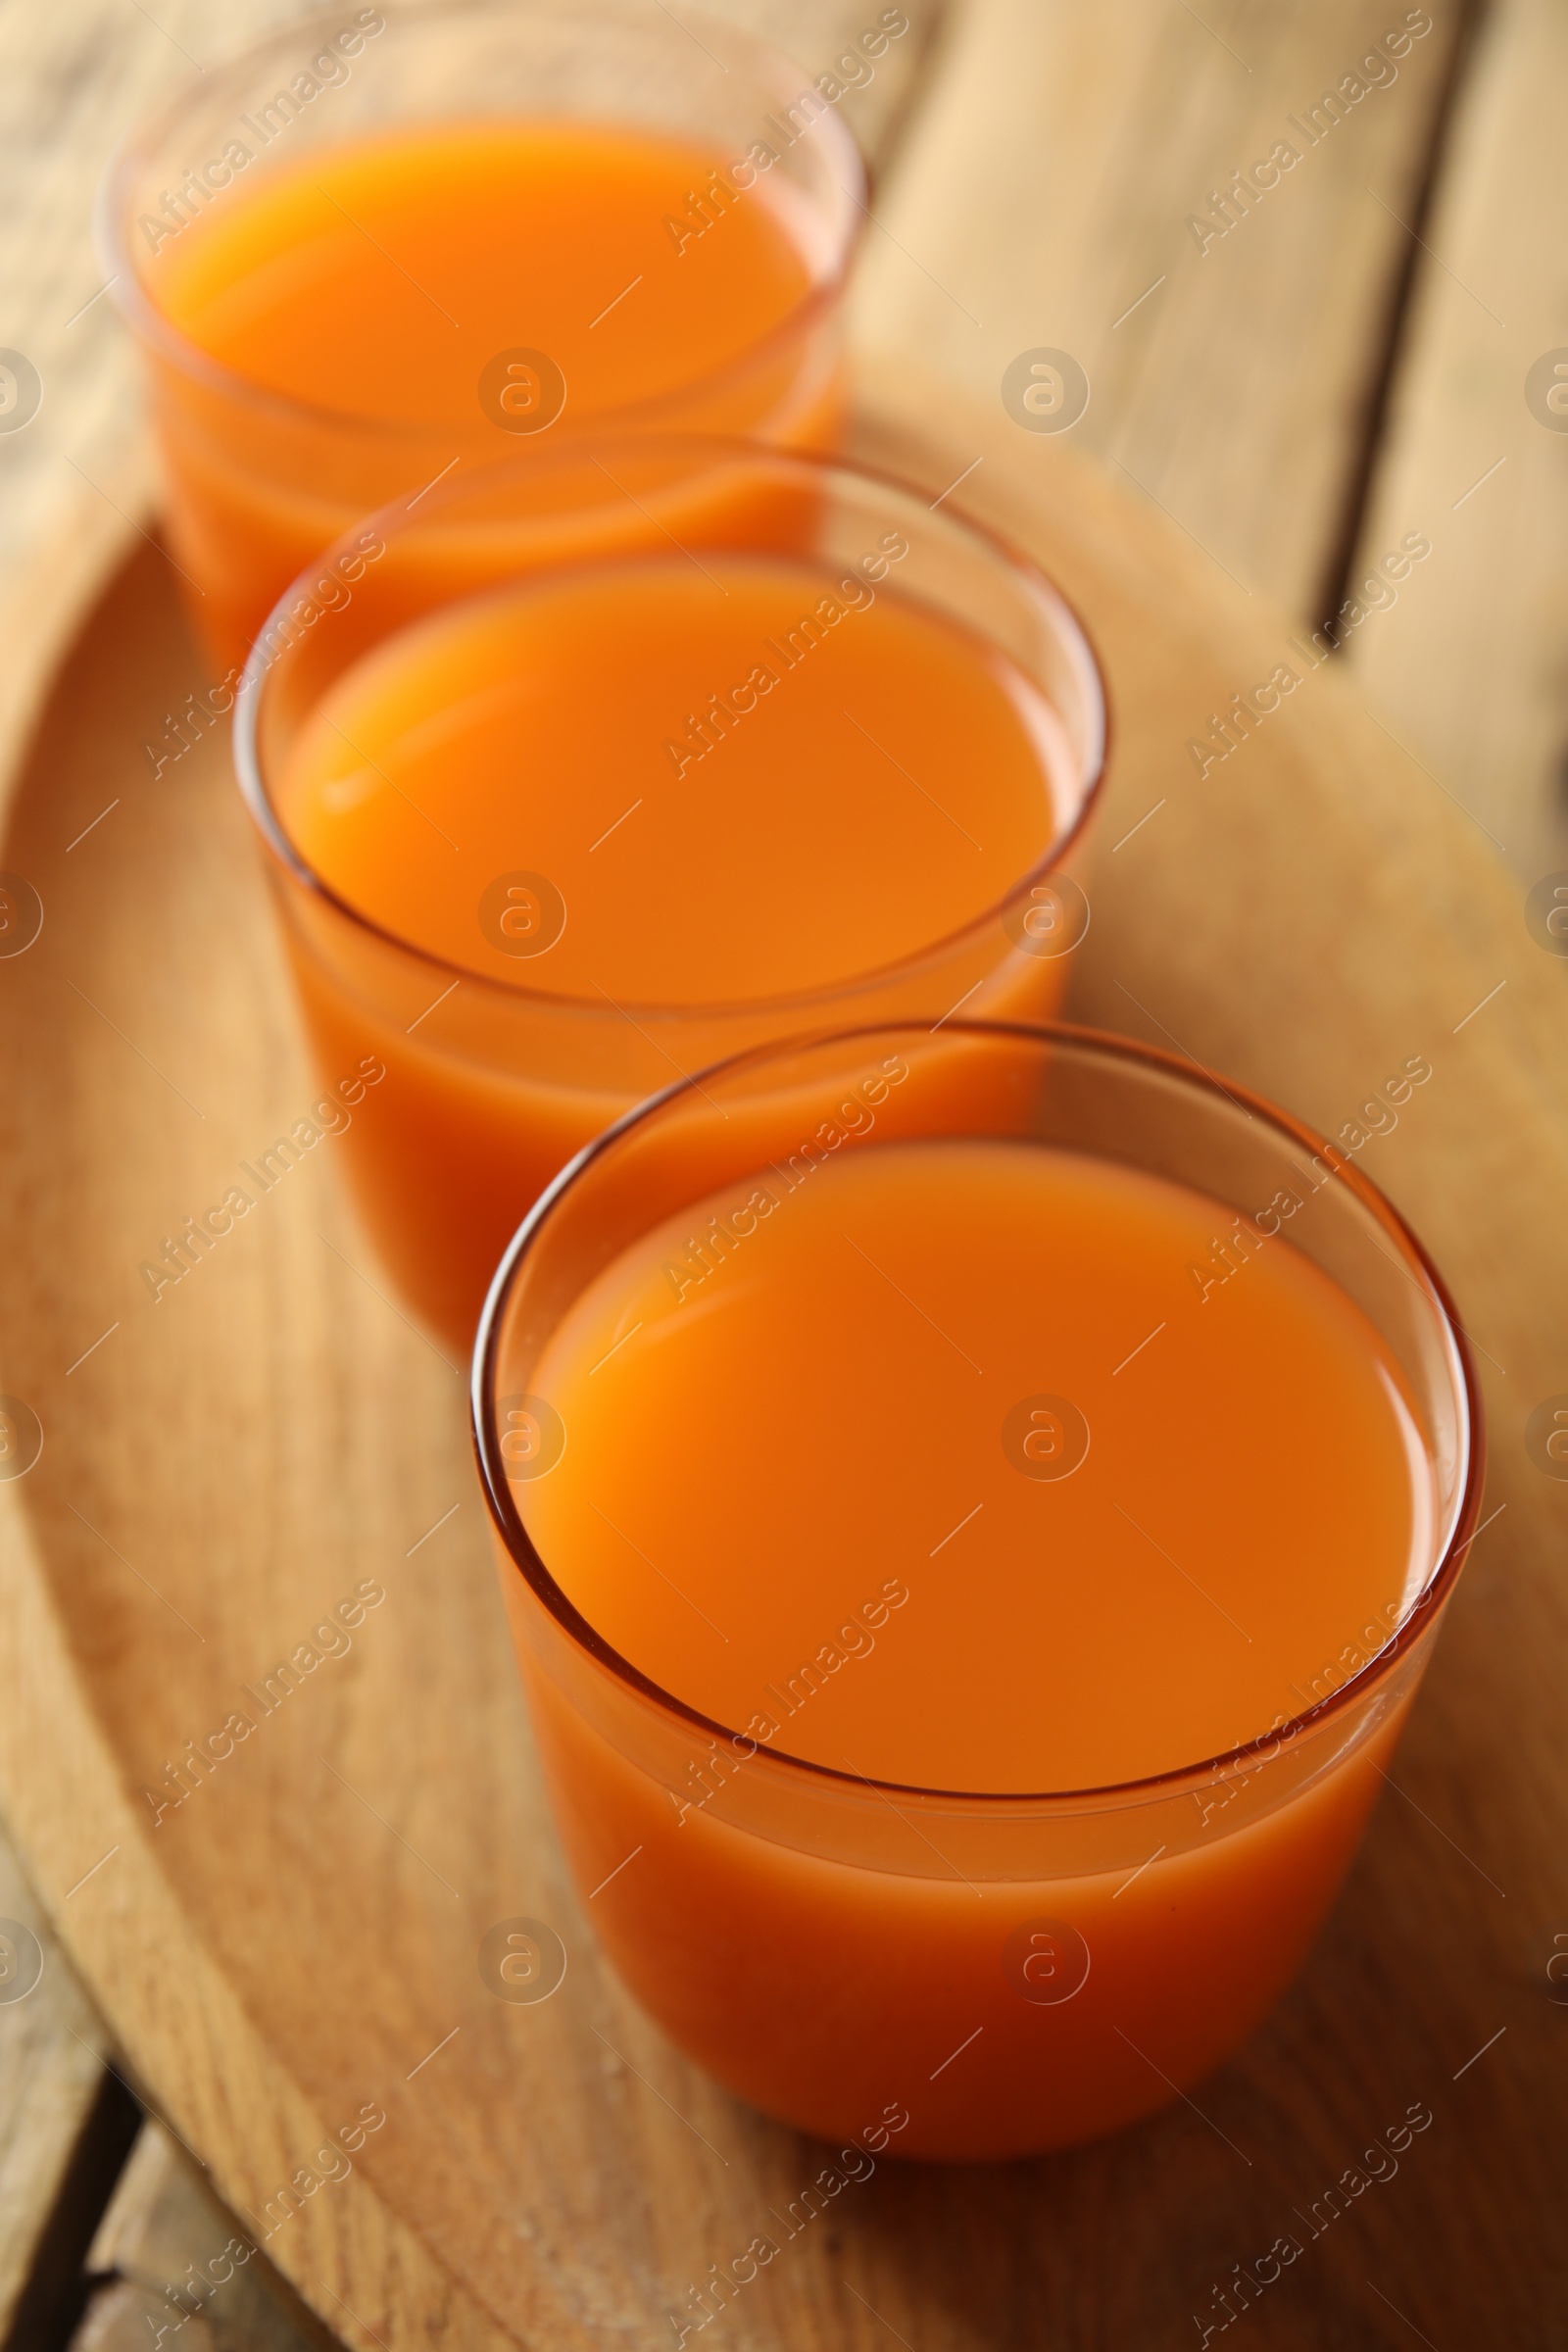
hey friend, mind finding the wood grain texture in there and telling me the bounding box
[0,367,1563,2351]
[1347,0,1568,878]
[850,0,1474,616]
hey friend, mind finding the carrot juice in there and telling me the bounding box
[106,4,863,662]
[524,1141,1426,1792]
[475,1024,1480,2161]
[262,532,1098,1351]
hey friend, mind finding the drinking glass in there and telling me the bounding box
[473,1020,1482,2161]
[234,439,1107,1349]
[100,0,866,665]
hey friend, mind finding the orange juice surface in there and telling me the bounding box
[152,121,825,428]
[274,556,1069,1004]
[521,1138,1428,1790]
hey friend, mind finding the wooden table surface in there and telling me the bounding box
[1,3,1565,2347]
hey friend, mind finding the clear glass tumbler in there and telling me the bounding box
[99,0,866,666]
[472,1020,1483,2161]
[234,438,1107,1351]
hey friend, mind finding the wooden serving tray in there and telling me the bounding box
[1,372,1562,2351]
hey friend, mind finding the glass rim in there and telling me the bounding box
[95,0,867,442]
[471,1016,1487,1816]
[232,432,1113,1021]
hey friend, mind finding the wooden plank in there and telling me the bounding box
[0,1,300,793]
[78,2123,324,2352]
[0,1810,125,2344]
[1346,0,1568,877]
[850,0,1473,615]
[1,363,1564,2352]
[74,2281,216,2352]
[676,0,944,171]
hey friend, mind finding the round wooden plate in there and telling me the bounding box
[1,372,1562,2351]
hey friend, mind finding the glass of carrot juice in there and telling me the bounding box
[234,437,1106,1353]
[99,0,867,667]
[473,1020,1482,2162]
